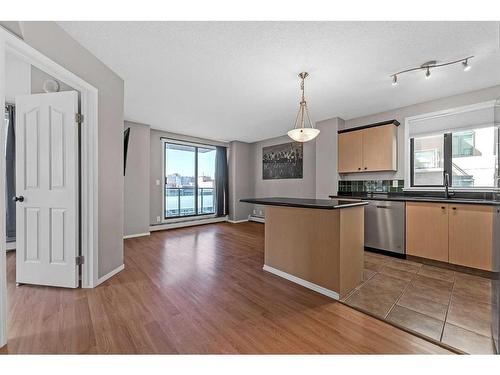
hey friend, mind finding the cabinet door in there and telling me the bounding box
[449,204,493,271]
[406,202,449,262]
[338,131,363,173]
[362,124,397,172]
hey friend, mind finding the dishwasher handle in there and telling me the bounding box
[376,205,391,209]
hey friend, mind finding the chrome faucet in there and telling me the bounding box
[444,172,455,199]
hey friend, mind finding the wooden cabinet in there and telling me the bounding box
[362,125,397,172]
[338,130,363,173]
[406,202,449,262]
[449,204,493,271]
[338,122,397,173]
[406,202,494,271]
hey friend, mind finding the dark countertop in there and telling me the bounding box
[240,197,369,209]
[329,193,500,206]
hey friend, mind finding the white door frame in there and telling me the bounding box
[0,27,100,346]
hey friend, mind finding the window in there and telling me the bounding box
[411,134,445,186]
[452,131,474,157]
[164,141,216,219]
[410,127,498,188]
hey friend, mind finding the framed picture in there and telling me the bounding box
[262,142,303,180]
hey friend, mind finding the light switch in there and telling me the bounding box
[156,179,161,186]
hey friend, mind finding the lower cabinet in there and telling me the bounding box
[406,201,494,271]
[406,202,449,262]
[448,204,493,271]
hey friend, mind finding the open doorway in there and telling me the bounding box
[5,51,82,287]
[0,27,100,348]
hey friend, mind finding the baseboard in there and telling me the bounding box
[150,216,227,231]
[262,264,339,300]
[95,264,124,287]
[123,232,150,239]
[248,215,265,223]
[227,219,248,224]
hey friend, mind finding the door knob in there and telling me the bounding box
[13,196,24,202]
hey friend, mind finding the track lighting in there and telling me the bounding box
[389,56,473,85]
[462,58,471,72]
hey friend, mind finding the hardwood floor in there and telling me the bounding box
[2,222,451,354]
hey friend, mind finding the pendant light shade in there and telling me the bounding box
[287,72,319,143]
[287,128,320,143]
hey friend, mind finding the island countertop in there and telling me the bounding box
[240,197,368,209]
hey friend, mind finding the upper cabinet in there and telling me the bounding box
[338,120,398,173]
[338,130,363,173]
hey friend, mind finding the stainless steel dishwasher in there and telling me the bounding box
[364,200,405,255]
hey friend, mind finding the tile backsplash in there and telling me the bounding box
[338,179,405,193]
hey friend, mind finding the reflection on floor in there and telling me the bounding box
[342,251,494,354]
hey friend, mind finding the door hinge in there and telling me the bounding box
[76,255,85,266]
[75,113,84,124]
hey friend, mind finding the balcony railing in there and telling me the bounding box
[165,187,215,218]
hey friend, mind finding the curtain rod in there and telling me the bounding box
[160,136,227,149]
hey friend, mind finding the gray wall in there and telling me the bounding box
[124,121,150,237]
[228,141,254,221]
[4,21,126,278]
[150,129,228,225]
[341,84,500,181]
[245,134,316,217]
[315,117,342,198]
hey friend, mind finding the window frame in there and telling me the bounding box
[161,138,217,221]
[410,130,498,189]
[410,133,451,188]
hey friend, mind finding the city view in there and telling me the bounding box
[164,143,216,217]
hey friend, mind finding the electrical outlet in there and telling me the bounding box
[253,209,257,215]
[392,180,398,187]
[156,216,161,223]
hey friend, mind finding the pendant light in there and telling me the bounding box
[287,72,320,143]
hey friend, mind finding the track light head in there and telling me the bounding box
[392,75,398,86]
[462,59,471,72]
[425,67,431,79]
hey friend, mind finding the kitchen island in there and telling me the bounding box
[240,197,368,299]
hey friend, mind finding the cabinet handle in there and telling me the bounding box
[358,167,361,170]
[452,207,457,210]
[441,206,446,209]
[364,167,367,170]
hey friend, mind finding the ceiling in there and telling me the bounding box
[57,21,500,143]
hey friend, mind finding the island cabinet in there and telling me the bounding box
[406,202,495,271]
[338,122,398,173]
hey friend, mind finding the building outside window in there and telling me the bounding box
[164,141,216,218]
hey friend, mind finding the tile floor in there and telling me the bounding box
[342,251,495,354]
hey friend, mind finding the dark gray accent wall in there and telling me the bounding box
[124,121,150,237]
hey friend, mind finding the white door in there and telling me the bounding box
[15,91,79,288]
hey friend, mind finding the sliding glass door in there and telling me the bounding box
[164,141,216,219]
